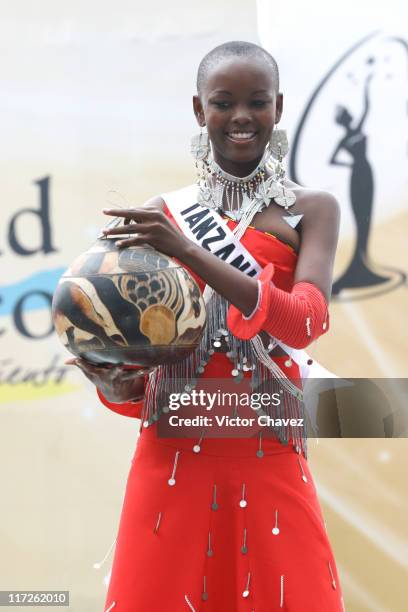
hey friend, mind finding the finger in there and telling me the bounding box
[66,359,99,383]
[102,223,150,237]
[65,358,79,366]
[66,357,103,370]
[102,225,138,236]
[102,208,157,221]
[115,235,152,248]
[74,359,115,376]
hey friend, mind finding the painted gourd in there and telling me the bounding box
[52,238,206,366]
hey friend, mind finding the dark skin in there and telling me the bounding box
[68,56,340,402]
[65,358,149,403]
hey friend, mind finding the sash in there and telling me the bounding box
[163,184,260,279]
[161,184,337,386]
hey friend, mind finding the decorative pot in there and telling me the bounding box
[52,238,206,366]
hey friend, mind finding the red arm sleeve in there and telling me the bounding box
[226,263,330,349]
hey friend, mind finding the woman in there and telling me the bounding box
[69,41,344,611]
[329,73,388,294]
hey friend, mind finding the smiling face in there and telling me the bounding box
[193,56,282,177]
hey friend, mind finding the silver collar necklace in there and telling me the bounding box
[191,130,301,238]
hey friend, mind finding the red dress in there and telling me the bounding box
[101,206,344,612]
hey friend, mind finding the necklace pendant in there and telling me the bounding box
[282,213,303,229]
[241,192,251,207]
[254,182,271,206]
[253,178,281,209]
[274,190,296,208]
[197,186,214,208]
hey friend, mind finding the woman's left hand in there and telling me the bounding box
[102,206,191,259]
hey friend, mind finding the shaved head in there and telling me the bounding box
[196,41,279,96]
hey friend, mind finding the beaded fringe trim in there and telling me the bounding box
[142,290,307,457]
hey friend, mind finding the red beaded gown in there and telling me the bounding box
[99,203,345,612]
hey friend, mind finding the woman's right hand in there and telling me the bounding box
[65,358,149,403]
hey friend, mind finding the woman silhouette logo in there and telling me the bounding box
[290,32,407,300]
[329,73,390,294]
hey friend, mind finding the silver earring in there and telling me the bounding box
[268,128,301,226]
[269,129,289,160]
[191,127,217,210]
[191,127,210,161]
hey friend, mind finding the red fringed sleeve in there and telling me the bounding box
[227,263,330,348]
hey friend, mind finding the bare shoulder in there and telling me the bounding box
[140,194,166,211]
[288,185,341,297]
[289,183,341,225]
[302,188,340,213]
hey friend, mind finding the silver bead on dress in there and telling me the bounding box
[239,483,248,508]
[272,509,280,535]
[242,572,251,598]
[211,484,218,511]
[297,457,308,483]
[241,527,248,554]
[256,431,264,458]
[93,537,117,570]
[184,594,197,611]
[153,511,162,534]
[280,575,284,608]
[168,450,180,486]
[202,576,208,601]
[207,532,214,557]
[193,430,205,453]
[328,561,337,590]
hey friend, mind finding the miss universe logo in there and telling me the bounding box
[289,31,407,301]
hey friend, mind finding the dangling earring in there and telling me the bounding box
[268,127,302,229]
[269,129,289,160]
[191,127,218,209]
[191,127,210,161]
